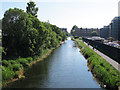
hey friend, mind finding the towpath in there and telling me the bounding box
[83,41,120,72]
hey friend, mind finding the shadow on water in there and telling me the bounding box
[6,37,102,88]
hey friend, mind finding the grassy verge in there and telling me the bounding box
[74,39,120,89]
[2,47,57,87]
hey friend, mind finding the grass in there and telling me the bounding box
[75,39,120,89]
[71,36,74,40]
[2,48,54,87]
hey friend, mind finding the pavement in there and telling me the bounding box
[83,41,120,72]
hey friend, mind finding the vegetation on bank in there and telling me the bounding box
[1,1,68,87]
[2,48,56,87]
[74,39,120,89]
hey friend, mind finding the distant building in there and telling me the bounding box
[109,17,120,40]
[100,17,120,41]
[71,28,100,38]
[100,26,109,39]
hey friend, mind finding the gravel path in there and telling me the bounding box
[83,41,120,72]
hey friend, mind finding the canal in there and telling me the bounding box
[6,37,101,88]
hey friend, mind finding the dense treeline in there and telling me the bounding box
[2,8,67,59]
[1,1,67,86]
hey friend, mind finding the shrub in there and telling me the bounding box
[32,56,39,61]
[13,71,19,78]
[2,69,15,80]
[17,58,29,67]
[25,57,33,63]
[8,60,17,65]
[2,66,7,71]
[79,37,82,40]
[12,64,23,71]
[71,36,74,40]
[2,60,10,67]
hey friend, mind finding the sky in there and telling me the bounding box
[0,0,120,33]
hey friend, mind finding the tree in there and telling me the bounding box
[71,25,78,30]
[71,25,78,36]
[26,1,38,17]
[61,31,67,41]
[2,5,67,59]
[2,8,35,58]
[91,31,98,36]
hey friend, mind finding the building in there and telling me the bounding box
[109,17,120,41]
[100,26,109,39]
[71,27,100,38]
[101,17,120,41]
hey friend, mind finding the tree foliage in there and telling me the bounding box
[71,25,78,30]
[91,31,98,36]
[2,7,67,59]
[26,1,38,17]
[71,25,78,36]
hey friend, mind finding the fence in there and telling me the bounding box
[82,38,120,64]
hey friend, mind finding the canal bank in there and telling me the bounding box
[2,41,65,88]
[2,49,54,87]
[74,39,120,89]
[5,38,101,88]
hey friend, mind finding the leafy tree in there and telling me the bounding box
[2,6,67,59]
[71,25,78,36]
[50,31,58,47]
[2,8,34,58]
[26,1,38,17]
[91,31,98,36]
[71,25,78,30]
[50,25,62,35]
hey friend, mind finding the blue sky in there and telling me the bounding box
[0,0,119,32]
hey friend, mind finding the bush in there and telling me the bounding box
[2,69,15,80]
[32,56,39,61]
[71,36,74,40]
[25,57,33,63]
[14,71,19,78]
[2,60,10,67]
[12,64,23,71]
[2,66,7,71]
[79,37,82,40]
[8,60,17,65]
[17,58,29,67]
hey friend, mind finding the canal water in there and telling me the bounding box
[6,37,101,88]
